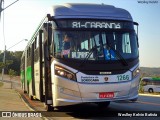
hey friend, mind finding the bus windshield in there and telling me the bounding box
[54,30,139,61]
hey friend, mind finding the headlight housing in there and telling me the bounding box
[55,65,76,81]
[132,67,140,78]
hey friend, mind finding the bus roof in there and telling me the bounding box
[152,77,160,81]
[50,3,133,21]
[142,77,160,81]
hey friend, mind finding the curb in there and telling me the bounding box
[15,90,35,111]
[15,89,48,120]
[139,93,160,97]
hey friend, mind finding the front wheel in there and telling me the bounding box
[130,98,138,102]
[96,101,110,109]
[148,88,154,93]
[45,104,54,111]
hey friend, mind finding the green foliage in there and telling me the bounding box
[0,60,13,69]
[0,62,5,69]
[8,69,16,80]
[138,78,144,93]
[0,51,23,75]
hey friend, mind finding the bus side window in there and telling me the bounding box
[142,81,147,86]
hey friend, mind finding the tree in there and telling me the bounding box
[0,51,23,75]
[8,69,16,89]
[0,62,5,69]
[0,60,13,70]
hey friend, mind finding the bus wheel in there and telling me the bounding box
[45,105,54,111]
[148,88,154,93]
[97,102,110,109]
[30,95,34,100]
[130,98,138,102]
[24,90,27,94]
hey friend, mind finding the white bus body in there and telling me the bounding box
[141,77,160,93]
[21,3,140,110]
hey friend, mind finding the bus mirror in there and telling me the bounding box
[47,14,52,21]
[134,22,139,48]
[136,35,139,48]
[133,22,139,26]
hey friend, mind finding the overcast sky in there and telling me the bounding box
[0,0,160,67]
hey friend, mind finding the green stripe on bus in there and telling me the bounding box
[152,77,160,81]
[26,66,32,84]
[20,70,25,83]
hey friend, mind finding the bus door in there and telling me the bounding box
[43,23,53,108]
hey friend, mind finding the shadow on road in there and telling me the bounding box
[42,103,122,118]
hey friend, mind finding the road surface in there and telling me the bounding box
[2,79,160,120]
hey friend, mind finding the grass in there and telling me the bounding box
[0,82,4,87]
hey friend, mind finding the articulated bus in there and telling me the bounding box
[141,77,160,93]
[20,3,140,111]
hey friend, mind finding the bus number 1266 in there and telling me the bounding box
[117,75,129,81]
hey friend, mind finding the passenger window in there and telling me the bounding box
[122,33,131,53]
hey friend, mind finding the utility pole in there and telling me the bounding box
[0,0,4,81]
[1,45,6,81]
[0,0,19,81]
[0,0,19,21]
[0,0,4,20]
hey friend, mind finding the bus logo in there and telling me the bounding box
[104,77,109,82]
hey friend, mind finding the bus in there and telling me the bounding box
[20,3,140,111]
[141,77,160,93]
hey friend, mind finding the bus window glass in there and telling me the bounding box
[81,40,88,51]
[36,35,39,48]
[122,33,131,54]
[54,31,62,57]
[53,30,138,61]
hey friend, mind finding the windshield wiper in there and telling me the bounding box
[79,47,97,67]
[104,32,128,66]
[107,44,128,66]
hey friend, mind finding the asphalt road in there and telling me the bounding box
[2,79,160,120]
[43,95,160,119]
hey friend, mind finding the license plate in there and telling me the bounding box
[99,92,114,98]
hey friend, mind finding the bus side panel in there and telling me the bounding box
[34,36,41,100]
[24,51,28,93]
[43,23,53,105]
[155,86,160,92]
[31,43,36,97]
[39,30,45,102]
[34,58,40,99]
[20,55,25,91]
[26,46,33,97]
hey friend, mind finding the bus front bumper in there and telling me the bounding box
[52,75,140,107]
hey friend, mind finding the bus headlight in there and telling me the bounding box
[55,65,76,81]
[132,67,140,78]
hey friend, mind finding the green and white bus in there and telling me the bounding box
[20,3,140,111]
[141,77,160,93]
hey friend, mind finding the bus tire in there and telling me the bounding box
[45,105,54,111]
[148,88,154,93]
[30,95,34,100]
[24,90,27,94]
[97,101,110,109]
[130,98,138,102]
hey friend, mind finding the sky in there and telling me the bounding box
[0,0,160,67]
